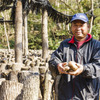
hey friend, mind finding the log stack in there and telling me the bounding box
[0,49,54,100]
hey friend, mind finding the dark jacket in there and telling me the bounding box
[49,34,100,100]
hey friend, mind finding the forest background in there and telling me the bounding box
[0,0,100,50]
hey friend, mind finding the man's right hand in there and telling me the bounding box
[57,62,68,74]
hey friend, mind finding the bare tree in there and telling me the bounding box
[89,0,94,34]
[23,11,28,56]
[42,9,48,60]
[15,0,23,63]
[1,12,10,53]
[76,0,83,12]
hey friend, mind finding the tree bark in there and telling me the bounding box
[55,75,61,100]
[55,0,59,7]
[15,0,23,63]
[99,34,100,41]
[23,11,28,56]
[43,70,54,100]
[0,80,23,100]
[89,0,94,34]
[18,71,40,100]
[0,78,5,85]
[8,71,18,82]
[39,66,48,97]
[42,9,48,60]
[1,12,10,53]
[22,25,25,53]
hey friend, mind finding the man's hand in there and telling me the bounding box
[67,63,84,76]
[57,62,84,76]
[57,62,68,74]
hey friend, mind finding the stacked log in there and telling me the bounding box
[0,81,23,100]
[0,49,54,100]
[18,71,40,100]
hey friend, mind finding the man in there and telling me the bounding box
[49,13,100,100]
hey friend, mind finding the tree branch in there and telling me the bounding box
[59,0,76,13]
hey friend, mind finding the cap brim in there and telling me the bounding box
[71,18,88,22]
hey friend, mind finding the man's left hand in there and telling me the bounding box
[66,63,84,76]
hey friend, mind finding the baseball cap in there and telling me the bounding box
[71,13,89,22]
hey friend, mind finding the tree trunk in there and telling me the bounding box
[43,71,54,100]
[0,78,5,85]
[39,66,48,98]
[15,0,23,63]
[99,34,100,41]
[22,25,25,53]
[55,0,59,7]
[65,0,70,31]
[0,80,23,100]
[55,75,61,100]
[23,11,28,56]
[89,0,94,34]
[8,71,18,82]
[18,71,40,100]
[42,9,48,60]
[1,12,10,53]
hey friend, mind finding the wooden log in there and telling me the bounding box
[24,59,32,66]
[39,66,47,74]
[0,63,6,72]
[12,63,22,71]
[43,71,54,100]
[1,70,11,79]
[6,63,12,69]
[30,61,35,67]
[28,56,34,61]
[55,75,61,100]
[0,78,5,85]
[30,66,39,73]
[21,66,30,70]
[0,80,23,100]
[18,71,40,100]
[39,66,47,97]
[1,57,8,63]
[7,54,12,63]
[8,71,18,82]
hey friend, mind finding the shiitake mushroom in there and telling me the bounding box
[64,61,78,71]
[68,61,78,71]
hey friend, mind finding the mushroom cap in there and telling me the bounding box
[68,61,78,71]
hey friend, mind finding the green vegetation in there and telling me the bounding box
[0,0,99,50]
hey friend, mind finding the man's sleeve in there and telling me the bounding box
[49,42,63,78]
[81,44,100,78]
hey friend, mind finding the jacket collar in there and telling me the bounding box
[68,33,92,44]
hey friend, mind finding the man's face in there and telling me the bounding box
[71,20,89,41]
